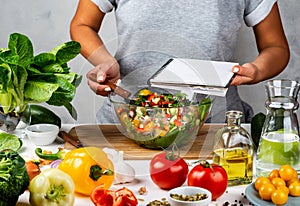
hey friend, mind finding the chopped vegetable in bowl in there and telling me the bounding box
[110,88,212,149]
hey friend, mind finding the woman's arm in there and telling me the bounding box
[70,0,120,95]
[70,0,115,65]
[231,2,290,86]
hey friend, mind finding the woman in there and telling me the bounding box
[70,0,289,123]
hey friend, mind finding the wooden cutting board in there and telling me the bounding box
[64,124,224,160]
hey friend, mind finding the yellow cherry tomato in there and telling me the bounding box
[276,185,289,195]
[287,177,299,187]
[268,169,280,180]
[255,176,271,191]
[289,181,300,197]
[271,177,286,188]
[271,189,289,205]
[58,147,114,195]
[279,165,297,182]
[259,183,276,201]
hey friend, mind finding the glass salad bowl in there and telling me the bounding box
[110,86,212,149]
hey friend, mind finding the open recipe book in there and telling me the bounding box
[148,58,238,96]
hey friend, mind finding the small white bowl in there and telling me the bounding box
[25,124,59,145]
[167,186,212,206]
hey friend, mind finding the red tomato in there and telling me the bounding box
[90,186,138,206]
[150,151,189,190]
[174,119,183,127]
[187,161,228,200]
[147,93,156,101]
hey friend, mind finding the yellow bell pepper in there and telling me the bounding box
[58,147,114,195]
[29,168,75,206]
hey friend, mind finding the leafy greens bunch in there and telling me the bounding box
[0,33,81,119]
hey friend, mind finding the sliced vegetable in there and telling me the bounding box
[25,161,41,181]
[90,186,138,206]
[58,147,114,195]
[50,159,62,168]
[0,132,22,151]
[130,88,190,108]
[29,168,75,206]
[90,186,115,206]
[35,148,65,160]
[115,187,138,206]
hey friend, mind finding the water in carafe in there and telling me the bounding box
[256,79,300,177]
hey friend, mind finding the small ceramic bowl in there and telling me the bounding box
[167,186,212,206]
[25,124,59,145]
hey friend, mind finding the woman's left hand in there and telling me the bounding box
[230,63,259,86]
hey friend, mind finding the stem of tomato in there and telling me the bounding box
[165,143,180,161]
[199,161,216,174]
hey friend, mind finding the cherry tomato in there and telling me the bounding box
[187,161,228,200]
[150,151,189,190]
[271,189,288,205]
[259,183,276,201]
[279,165,298,182]
[289,181,300,196]
[254,176,271,191]
[277,185,289,195]
[287,177,299,187]
[271,177,286,188]
[268,169,280,180]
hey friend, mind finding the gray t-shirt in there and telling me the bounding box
[91,0,277,123]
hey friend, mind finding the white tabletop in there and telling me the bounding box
[10,124,253,206]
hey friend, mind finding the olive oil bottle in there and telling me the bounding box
[213,110,254,186]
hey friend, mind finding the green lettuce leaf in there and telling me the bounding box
[24,81,60,102]
[50,41,81,64]
[8,33,33,65]
[32,52,56,68]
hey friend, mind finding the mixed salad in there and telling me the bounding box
[115,89,212,148]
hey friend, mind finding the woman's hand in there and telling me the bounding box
[86,61,120,96]
[230,63,259,86]
[70,0,121,96]
[231,3,289,86]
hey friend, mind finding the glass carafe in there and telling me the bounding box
[256,79,300,177]
[213,110,254,186]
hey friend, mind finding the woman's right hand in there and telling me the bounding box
[86,60,120,96]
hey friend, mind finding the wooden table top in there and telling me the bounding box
[64,124,224,160]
